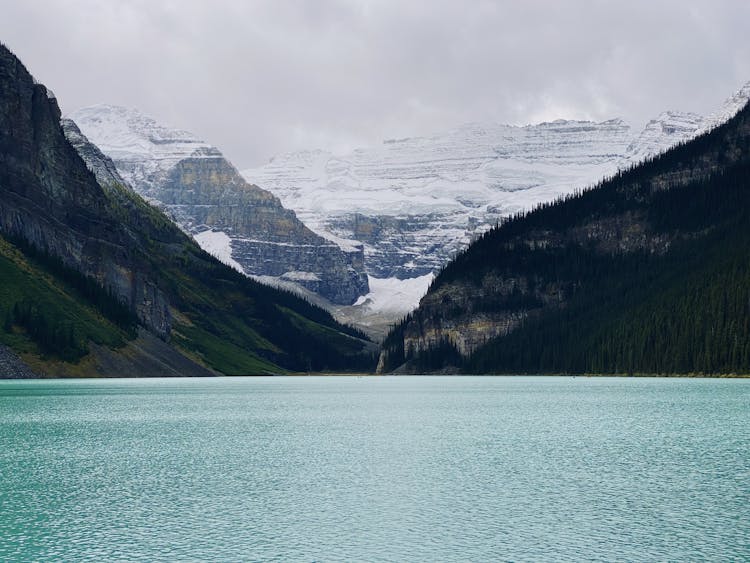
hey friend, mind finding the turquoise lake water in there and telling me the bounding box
[0,376,748,561]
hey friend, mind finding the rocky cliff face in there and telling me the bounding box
[400,277,530,359]
[0,44,374,375]
[0,48,172,337]
[68,105,368,305]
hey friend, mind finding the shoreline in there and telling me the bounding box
[3,372,750,380]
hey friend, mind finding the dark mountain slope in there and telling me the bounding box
[380,98,750,375]
[0,43,373,376]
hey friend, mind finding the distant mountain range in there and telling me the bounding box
[242,82,750,329]
[65,84,750,339]
[2,39,748,377]
[379,92,750,375]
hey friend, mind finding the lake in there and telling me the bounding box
[0,376,748,561]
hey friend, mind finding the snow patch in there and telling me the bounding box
[193,230,244,273]
[354,274,434,314]
[281,271,321,282]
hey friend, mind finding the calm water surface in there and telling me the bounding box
[0,376,748,561]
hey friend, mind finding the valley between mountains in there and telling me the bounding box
[1,40,749,376]
[73,82,750,338]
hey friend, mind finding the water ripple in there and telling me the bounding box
[0,376,748,561]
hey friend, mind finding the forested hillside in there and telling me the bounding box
[380,99,750,375]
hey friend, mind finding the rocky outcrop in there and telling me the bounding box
[69,105,368,304]
[0,344,36,378]
[327,212,463,278]
[397,273,564,363]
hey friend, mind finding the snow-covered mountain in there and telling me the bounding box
[242,81,750,328]
[245,118,634,279]
[241,116,692,280]
[68,105,369,305]
[67,105,220,199]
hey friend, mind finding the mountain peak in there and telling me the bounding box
[651,110,702,122]
[529,117,628,128]
[624,110,703,163]
[68,104,218,162]
[696,79,750,135]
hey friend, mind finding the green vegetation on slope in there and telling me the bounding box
[0,236,132,364]
[468,225,750,375]
[1,225,375,375]
[140,240,376,374]
[88,163,376,375]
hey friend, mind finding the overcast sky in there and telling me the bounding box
[1,0,749,168]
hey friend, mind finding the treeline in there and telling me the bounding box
[9,236,138,336]
[4,300,88,361]
[407,337,464,372]
[244,297,376,372]
[158,242,375,373]
[467,228,750,374]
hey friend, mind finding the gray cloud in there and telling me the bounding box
[2,0,749,168]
